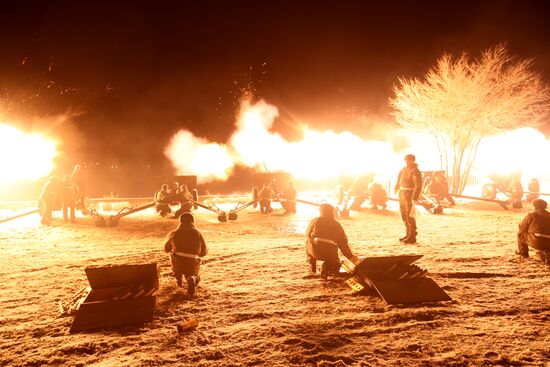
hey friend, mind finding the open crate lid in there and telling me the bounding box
[84,263,158,289]
[355,255,423,272]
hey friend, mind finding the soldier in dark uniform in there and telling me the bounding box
[367,182,388,210]
[164,213,208,296]
[507,178,524,209]
[177,184,194,213]
[434,172,455,205]
[306,204,359,279]
[258,184,274,214]
[155,184,171,216]
[516,199,550,265]
[526,178,540,203]
[282,181,297,214]
[394,154,423,244]
[39,176,61,224]
[482,180,498,200]
[61,176,79,222]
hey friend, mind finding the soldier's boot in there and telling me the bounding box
[404,218,417,243]
[320,263,328,280]
[399,225,410,242]
[309,259,317,273]
[176,276,183,288]
[536,250,549,265]
[186,275,197,296]
[404,232,417,244]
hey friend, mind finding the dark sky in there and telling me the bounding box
[1,0,550,168]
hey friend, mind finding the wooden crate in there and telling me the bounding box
[70,263,158,332]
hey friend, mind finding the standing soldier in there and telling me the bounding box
[61,176,79,222]
[394,154,423,244]
[39,176,61,224]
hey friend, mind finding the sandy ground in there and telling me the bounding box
[0,196,549,367]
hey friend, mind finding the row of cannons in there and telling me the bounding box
[1,171,546,227]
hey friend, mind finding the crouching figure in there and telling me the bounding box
[164,213,208,295]
[517,199,550,265]
[306,204,359,279]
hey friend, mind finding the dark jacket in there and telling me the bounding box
[164,223,208,257]
[306,217,353,260]
[395,163,423,200]
[518,209,550,250]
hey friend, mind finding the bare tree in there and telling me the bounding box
[391,45,550,194]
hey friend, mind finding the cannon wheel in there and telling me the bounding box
[218,212,227,222]
[192,189,199,209]
[253,188,258,208]
[228,212,238,221]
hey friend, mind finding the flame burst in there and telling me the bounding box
[0,123,58,183]
[165,99,550,186]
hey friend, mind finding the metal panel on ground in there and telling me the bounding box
[371,278,452,305]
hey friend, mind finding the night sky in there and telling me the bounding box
[1,0,550,169]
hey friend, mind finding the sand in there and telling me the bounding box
[0,198,549,367]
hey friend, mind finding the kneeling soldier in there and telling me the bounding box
[164,213,208,295]
[517,199,550,265]
[306,204,359,279]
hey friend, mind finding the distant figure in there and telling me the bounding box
[258,184,274,214]
[306,204,359,279]
[167,182,180,202]
[516,199,550,265]
[39,176,61,224]
[281,181,297,214]
[434,172,455,205]
[526,178,540,203]
[155,184,171,217]
[164,213,208,295]
[394,154,423,244]
[178,184,194,213]
[507,179,524,209]
[335,184,345,206]
[349,178,369,211]
[482,180,498,200]
[424,177,444,200]
[61,176,79,223]
[367,182,388,210]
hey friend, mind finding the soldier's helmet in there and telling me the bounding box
[404,154,416,162]
[319,203,335,219]
[179,212,194,223]
[532,199,547,210]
